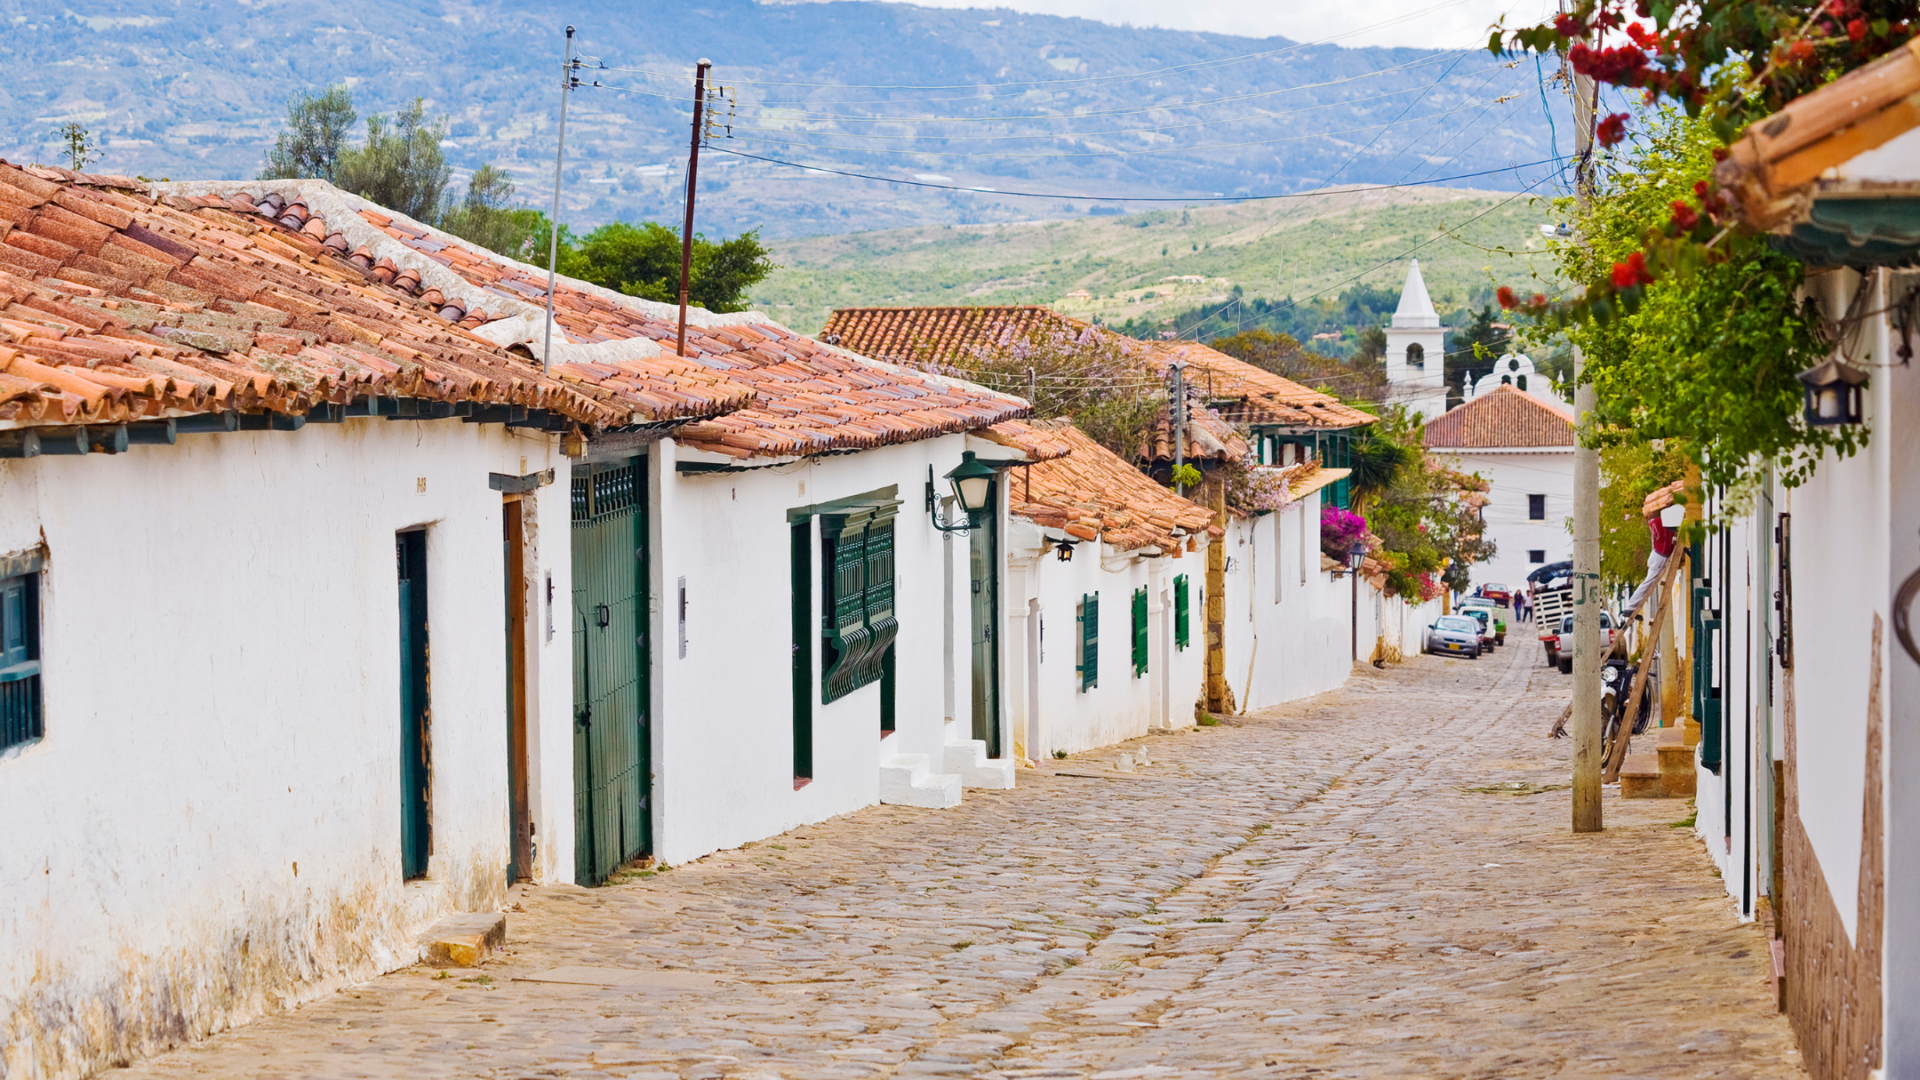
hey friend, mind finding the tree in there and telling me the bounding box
[1208,328,1387,402]
[438,165,552,263]
[260,86,357,182]
[1445,305,1509,401]
[559,222,775,314]
[333,99,452,223]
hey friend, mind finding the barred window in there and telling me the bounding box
[1,564,42,753]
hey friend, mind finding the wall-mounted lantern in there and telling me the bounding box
[1056,540,1076,562]
[927,451,998,533]
[1347,540,1368,573]
[1797,357,1868,426]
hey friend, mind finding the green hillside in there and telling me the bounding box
[752,185,1564,339]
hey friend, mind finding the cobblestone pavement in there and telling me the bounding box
[123,641,1803,1079]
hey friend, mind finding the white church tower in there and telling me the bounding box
[1385,260,1448,421]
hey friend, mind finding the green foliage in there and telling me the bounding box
[1169,463,1203,491]
[1557,107,1863,495]
[913,323,1158,458]
[260,85,356,182]
[55,122,93,171]
[438,165,553,264]
[560,222,775,314]
[332,99,452,223]
[1598,441,1689,587]
[1344,406,1494,599]
[1209,328,1385,401]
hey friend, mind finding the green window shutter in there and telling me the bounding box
[820,510,873,704]
[1174,575,1189,651]
[0,570,42,751]
[859,510,899,688]
[1132,587,1148,677]
[1077,591,1099,692]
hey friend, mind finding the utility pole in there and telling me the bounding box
[676,59,712,358]
[1171,362,1186,496]
[1564,8,1603,834]
[542,26,578,375]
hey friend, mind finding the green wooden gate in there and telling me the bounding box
[571,458,651,885]
[396,530,431,881]
[968,486,1000,757]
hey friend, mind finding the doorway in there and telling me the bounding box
[570,457,651,885]
[396,529,431,881]
[503,499,533,883]
[968,481,1000,757]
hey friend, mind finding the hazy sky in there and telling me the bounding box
[850,0,1561,49]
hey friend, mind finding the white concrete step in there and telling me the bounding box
[879,754,962,809]
[943,739,1016,790]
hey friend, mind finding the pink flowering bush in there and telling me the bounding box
[1320,504,1367,561]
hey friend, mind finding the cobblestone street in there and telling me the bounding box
[124,641,1802,1080]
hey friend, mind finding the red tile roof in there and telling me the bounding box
[1146,340,1376,430]
[288,197,1029,460]
[977,417,1077,462]
[1421,385,1575,449]
[1009,421,1215,552]
[822,305,1372,431]
[0,164,751,435]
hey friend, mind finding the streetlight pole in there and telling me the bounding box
[676,59,711,357]
[1564,6,1603,834]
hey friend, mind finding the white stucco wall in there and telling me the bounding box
[647,434,991,866]
[0,418,571,1079]
[1006,527,1205,757]
[1220,493,1366,710]
[1434,449,1574,593]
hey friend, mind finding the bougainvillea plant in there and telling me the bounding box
[1488,0,1917,318]
[1319,505,1367,562]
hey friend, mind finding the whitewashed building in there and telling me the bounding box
[0,164,755,1079]
[1383,260,1448,421]
[1422,385,1575,598]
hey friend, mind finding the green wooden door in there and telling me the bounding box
[396,530,431,881]
[571,458,651,885]
[968,486,1000,757]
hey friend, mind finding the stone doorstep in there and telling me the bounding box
[419,912,507,968]
[1657,727,1697,797]
[1620,753,1665,799]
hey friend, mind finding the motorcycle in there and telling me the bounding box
[1599,654,1655,761]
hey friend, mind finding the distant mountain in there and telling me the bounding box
[753,184,1561,337]
[0,0,1561,238]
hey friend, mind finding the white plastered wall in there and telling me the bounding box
[1005,523,1206,757]
[0,418,571,1080]
[1220,491,1369,710]
[1432,449,1574,594]
[646,434,989,866]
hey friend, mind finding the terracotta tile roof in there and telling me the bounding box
[1144,385,1250,465]
[977,418,1076,462]
[0,164,751,435]
[1009,421,1215,552]
[176,184,1028,461]
[821,305,1072,364]
[1145,340,1376,430]
[1422,385,1575,449]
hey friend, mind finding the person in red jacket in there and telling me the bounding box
[1625,483,1682,616]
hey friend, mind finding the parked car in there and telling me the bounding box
[1425,615,1484,658]
[1457,606,1498,650]
[1459,601,1506,645]
[1545,611,1617,674]
[1477,582,1514,607]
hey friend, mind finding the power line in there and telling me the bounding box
[705,147,1560,201]
[596,0,1484,95]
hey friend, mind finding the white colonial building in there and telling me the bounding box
[1421,385,1575,595]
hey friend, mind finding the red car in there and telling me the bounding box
[1477,582,1513,606]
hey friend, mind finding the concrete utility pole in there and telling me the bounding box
[1564,13,1604,834]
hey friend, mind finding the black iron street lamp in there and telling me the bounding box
[1348,539,1368,663]
[927,451,997,533]
[1797,357,1868,427]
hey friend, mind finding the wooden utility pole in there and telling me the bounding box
[542,25,578,374]
[1564,8,1604,834]
[676,59,712,358]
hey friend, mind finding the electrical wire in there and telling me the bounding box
[704,147,1560,201]
[719,99,1505,160]
[592,0,1485,95]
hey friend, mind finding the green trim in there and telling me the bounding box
[1077,592,1100,692]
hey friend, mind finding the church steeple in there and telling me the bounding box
[1383,260,1448,420]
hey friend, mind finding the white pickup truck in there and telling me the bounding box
[1543,611,1617,674]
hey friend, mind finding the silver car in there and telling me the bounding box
[1426,615,1484,658]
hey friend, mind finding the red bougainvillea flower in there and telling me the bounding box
[1596,112,1630,147]
[1532,293,1547,307]
[1848,18,1868,41]
[1670,200,1700,231]
[1496,285,1518,309]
